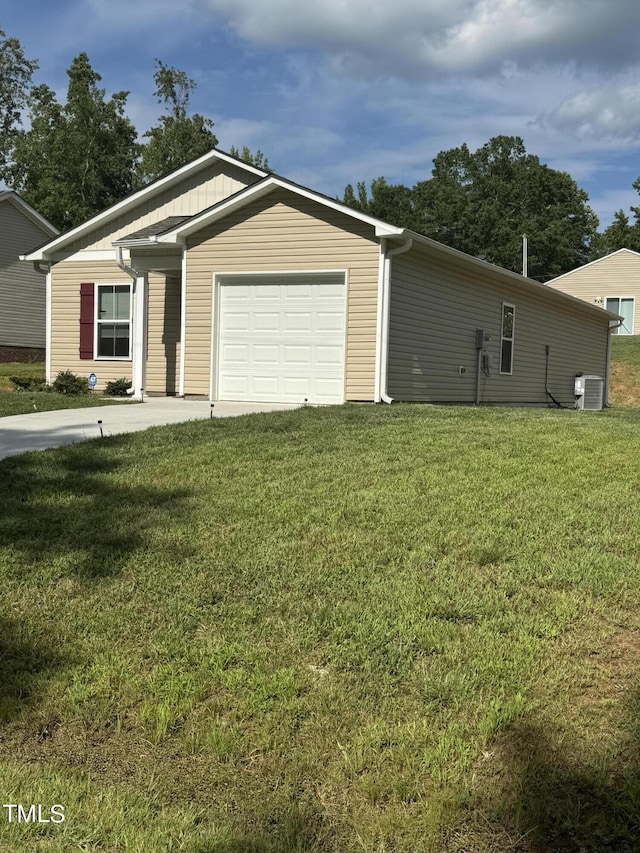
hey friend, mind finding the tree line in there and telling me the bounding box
[342,136,640,281]
[2,28,640,278]
[0,29,269,232]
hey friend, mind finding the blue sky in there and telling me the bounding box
[4,0,640,229]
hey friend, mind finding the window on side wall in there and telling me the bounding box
[96,283,132,359]
[605,296,634,335]
[500,302,515,374]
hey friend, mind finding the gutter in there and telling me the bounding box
[377,236,413,404]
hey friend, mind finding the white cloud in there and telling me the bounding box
[542,83,640,141]
[201,0,640,78]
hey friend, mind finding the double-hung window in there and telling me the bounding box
[500,302,515,374]
[96,284,132,358]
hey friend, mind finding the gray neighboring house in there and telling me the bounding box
[0,191,58,362]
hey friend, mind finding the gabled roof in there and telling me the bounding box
[154,174,404,243]
[22,148,269,261]
[548,247,640,284]
[0,191,58,238]
[146,172,613,323]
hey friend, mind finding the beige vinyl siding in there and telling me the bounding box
[547,249,640,334]
[183,189,380,399]
[57,162,259,255]
[0,202,51,348]
[51,261,133,389]
[146,274,181,395]
[388,246,609,405]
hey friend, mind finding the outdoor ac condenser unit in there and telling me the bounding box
[574,375,604,411]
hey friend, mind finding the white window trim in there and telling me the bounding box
[605,295,634,335]
[94,282,133,360]
[499,302,515,375]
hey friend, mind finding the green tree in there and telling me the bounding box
[591,210,640,258]
[9,53,138,231]
[342,177,417,229]
[137,61,218,185]
[343,136,599,280]
[229,145,271,172]
[591,175,640,258]
[416,136,598,280]
[0,29,37,175]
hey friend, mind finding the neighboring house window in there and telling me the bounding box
[500,303,515,374]
[605,296,634,335]
[96,284,132,358]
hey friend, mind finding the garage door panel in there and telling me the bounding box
[254,312,280,331]
[221,311,250,332]
[316,311,345,332]
[283,345,312,365]
[253,344,279,363]
[221,343,249,363]
[284,312,312,332]
[316,345,343,366]
[218,275,346,404]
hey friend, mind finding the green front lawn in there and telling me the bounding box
[1,403,640,852]
[0,363,125,416]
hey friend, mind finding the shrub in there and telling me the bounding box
[105,378,132,397]
[10,375,49,392]
[51,370,90,395]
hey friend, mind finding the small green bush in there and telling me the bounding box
[10,375,49,392]
[105,378,132,397]
[52,370,91,395]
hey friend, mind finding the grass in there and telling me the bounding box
[2,403,640,852]
[609,336,640,407]
[0,363,128,416]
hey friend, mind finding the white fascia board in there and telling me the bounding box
[156,176,406,243]
[22,149,268,261]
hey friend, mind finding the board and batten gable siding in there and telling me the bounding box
[547,250,640,334]
[388,246,609,405]
[50,261,133,389]
[57,161,260,255]
[0,201,50,348]
[183,189,380,399]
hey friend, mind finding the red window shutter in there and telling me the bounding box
[79,283,95,359]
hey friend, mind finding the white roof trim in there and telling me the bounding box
[547,247,640,284]
[155,175,404,242]
[22,148,268,261]
[0,191,58,237]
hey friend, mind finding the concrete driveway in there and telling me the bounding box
[0,398,299,461]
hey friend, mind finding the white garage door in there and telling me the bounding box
[217,273,346,404]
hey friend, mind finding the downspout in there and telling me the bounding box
[379,237,413,404]
[179,243,187,397]
[604,319,623,406]
[34,261,51,384]
[116,247,144,400]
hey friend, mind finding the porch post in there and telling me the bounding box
[131,274,147,400]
